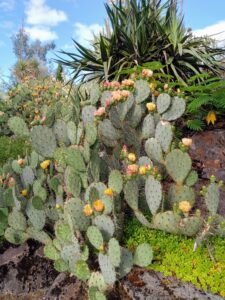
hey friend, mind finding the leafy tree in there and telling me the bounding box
[11,27,55,82]
[12,27,55,62]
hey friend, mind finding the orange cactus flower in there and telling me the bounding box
[93,200,105,212]
[146,102,156,112]
[104,188,113,197]
[179,201,192,213]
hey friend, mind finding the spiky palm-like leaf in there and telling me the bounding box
[56,0,225,84]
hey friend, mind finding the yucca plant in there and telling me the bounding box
[57,0,225,84]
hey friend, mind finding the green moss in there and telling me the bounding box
[124,218,225,298]
[0,136,31,166]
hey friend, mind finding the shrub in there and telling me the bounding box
[0,136,31,166]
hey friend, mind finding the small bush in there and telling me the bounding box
[0,136,31,166]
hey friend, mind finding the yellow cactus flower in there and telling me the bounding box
[83,204,93,216]
[21,189,28,197]
[40,160,51,170]
[99,244,104,252]
[104,188,113,197]
[206,111,216,125]
[182,138,192,147]
[139,166,147,175]
[146,102,156,112]
[93,200,105,212]
[55,204,61,209]
[179,201,192,213]
[128,153,136,162]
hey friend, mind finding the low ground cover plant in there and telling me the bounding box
[125,218,225,297]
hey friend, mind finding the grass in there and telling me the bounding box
[0,136,31,167]
[124,217,225,297]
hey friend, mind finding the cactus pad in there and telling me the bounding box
[8,208,27,231]
[98,253,116,285]
[145,138,163,163]
[145,176,162,214]
[134,80,151,103]
[44,243,60,260]
[165,149,192,184]
[155,121,173,152]
[142,114,155,139]
[108,170,123,194]
[124,180,139,210]
[31,126,57,158]
[93,215,115,241]
[205,183,220,215]
[134,243,153,267]
[185,170,198,187]
[156,93,171,114]
[64,198,90,231]
[162,96,186,121]
[108,238,121,267]
[73,260,91,280]
[118,247,133,278]
[8,117,29,137]
[87,225,104,249]
[67,121,77,145]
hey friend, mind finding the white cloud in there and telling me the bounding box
[0,0,15,11]
[74,22,103,47]
[194,20,225,46]
[25,26,58,42]
[25,0,68,26]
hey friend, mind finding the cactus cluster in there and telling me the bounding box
[1,74,224,299]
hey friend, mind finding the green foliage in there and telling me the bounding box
[0,136,31,166]
[57,0,225,84]
[125,218,225,298]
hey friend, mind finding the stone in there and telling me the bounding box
[189,129,225,216]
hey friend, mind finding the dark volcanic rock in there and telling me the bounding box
[0,244,224,300]
[122,268,224,300]
[189,129,225,216]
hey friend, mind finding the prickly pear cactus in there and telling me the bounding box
[3,75,223,299]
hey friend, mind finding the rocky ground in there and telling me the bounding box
[0,242,224,300]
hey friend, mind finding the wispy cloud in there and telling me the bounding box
[74,22,103,47]
[25,0,67,26]
[25,0,68,42]
[0,0,15,11]
[194,20,225,46]
[25,26,58,42]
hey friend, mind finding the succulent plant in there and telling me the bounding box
[2,76,224,299]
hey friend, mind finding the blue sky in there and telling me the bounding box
[1,0,225,80]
